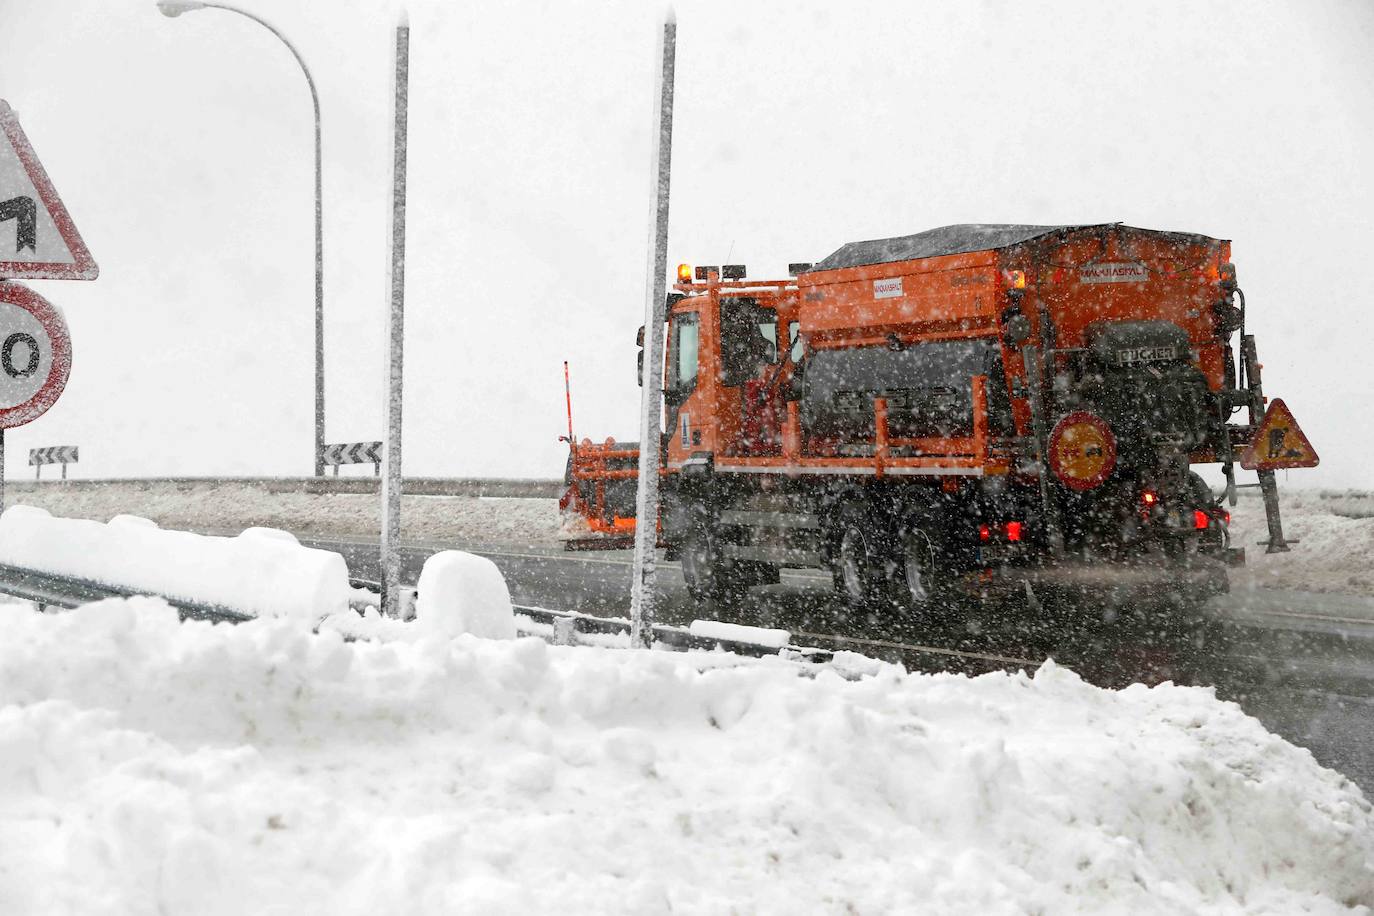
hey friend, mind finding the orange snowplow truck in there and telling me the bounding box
[562,223,1310,612]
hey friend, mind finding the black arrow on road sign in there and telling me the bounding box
[0,196,37,252]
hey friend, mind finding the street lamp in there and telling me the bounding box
[158,0,327,476]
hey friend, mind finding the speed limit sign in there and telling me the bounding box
[0,281,71,429]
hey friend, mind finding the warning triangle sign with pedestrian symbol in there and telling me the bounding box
[0,100,98,281]
[1239,399,1319,471]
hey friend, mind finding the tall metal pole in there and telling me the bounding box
[311,63,325,477]
[629,11,677,648]
[156,2,326,476]
[380,15,410,616]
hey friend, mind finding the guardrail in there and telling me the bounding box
[513,605,836,662]
[0,561,839,663]
[0,564,819,661]
[0,563,253,623]
[6,476,565,498]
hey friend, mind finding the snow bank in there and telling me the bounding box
[1230,490,1374,596]
[1,600,1369,914]
[415,550,516,639]
[0,506,351,619]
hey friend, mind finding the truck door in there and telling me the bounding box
[665,310,701,463]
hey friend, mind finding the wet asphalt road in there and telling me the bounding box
[305,536,1374,795]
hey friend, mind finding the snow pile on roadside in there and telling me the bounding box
[415,550,517,639]
[2,602,1370,914]
[1229,490,1374,596]
[0,507,351,619]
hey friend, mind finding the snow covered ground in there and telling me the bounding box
[12,480,1374,596]
[11,481,562,548]
[2,598,1371,914]
[1228,490,1374,597]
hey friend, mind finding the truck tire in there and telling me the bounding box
[829,505,885,607]
[682,513,761,603]
[897,522,949,618]
[680,518,725,602]
[679,501,778,603]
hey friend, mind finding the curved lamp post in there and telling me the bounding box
[158,0,326,476]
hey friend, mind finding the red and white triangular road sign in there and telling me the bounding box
[0,100,97,281]
[1239,398,1319,471]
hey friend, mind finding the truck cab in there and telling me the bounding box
[663,269,801,467]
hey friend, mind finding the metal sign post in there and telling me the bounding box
[380,15,410,617]
[628,11,677,649]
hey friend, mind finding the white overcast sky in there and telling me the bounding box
[0,0,1371,486]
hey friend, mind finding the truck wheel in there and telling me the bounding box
[681,517,752,603]
[681,520,723,602]
[898,524,948,617]
[830,507,885,607]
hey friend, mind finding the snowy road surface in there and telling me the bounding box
[12,481,1374,595]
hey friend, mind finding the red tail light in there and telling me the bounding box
[978,524,991,542]
[1193,510,1210,530]
[1005,521,1023,542]
[1141,490,1158,507]
[1224,511,1231,525]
